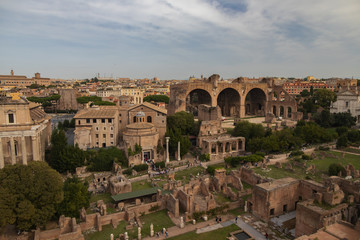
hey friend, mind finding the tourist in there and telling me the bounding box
[215,216,218,223]
[265,232,269,239]
[219,217,222,222]
[235,216,238,223]
[165,231,168,238]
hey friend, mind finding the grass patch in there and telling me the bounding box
[241,194,252,201]
[215,193,233,204]
[175,167,204,181]
[242,182,252,190]
[90,193,113,204]
[131,180,153,191]
[311,151,360,171]
[227,207,245,217]
[342,147,360,154]
[168,223,239,240]
[84,210,174,240]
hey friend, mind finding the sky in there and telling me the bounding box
[0,0,359,80]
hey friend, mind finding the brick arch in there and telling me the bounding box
[243,87,267,116]
[216,87,241,117]
[185,88,213,116]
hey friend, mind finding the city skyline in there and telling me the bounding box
[0,0,359,80]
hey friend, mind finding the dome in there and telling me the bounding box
[136,111,145,117]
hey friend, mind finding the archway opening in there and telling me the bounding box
[280,106,284,117]
[245,88,266,116]
[217,88,240,117]
[287,107,292,118]
[186,89,212,117]
[273,106,277,116]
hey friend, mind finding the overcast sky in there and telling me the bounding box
[0,0,359,80]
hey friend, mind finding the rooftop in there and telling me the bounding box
[74,108,117,119]
[256,177,298,191]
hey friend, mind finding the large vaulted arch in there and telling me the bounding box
[245,88,266,116]
[186,89,212,116]
[217,88,240,117]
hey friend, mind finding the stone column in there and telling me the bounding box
[222,142,226,153]
[110,233,114,240]
[165,137,170,163]
[180,217,184,228]
[208,143,211,155]
[32,135,39,161]
[21,136,27,165]
[138,227,141,240]
[236,140,239,152]
[177,141,181,161]
[150,223,154,237]
[10,137,16,165]
[215,144,218,154]
[0,138,4,169]
[124,232,129,240]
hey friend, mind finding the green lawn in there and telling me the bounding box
[342,147,360,154]
[167,224,240,240]
[90,193,113,204]
[253,151,360,182]
[84,210,175,240]
[175,167,204,181]
[310,151,360,171]
[215,193,233,204]
[227,207,245,217]
[131,180,153,191]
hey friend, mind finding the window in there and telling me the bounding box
[346,101,349,107]
[147,116,152,123]
[110,127,113,130]
[108,119,112,123]
[86,119,90,123]
[14,143,18,156]
[283,204,287,212]
[96,134,99,138]
[270,209,274,216]
[102,119,105,123]
[8,113,14,123]
[133,116,137,123]
[78,120,80,125]
[104,127,106,130]
[93,119,97,123]
[96,142,99,146]
[103,134,106,138]
[111,142,114,145]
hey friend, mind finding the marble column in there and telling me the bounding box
[0,138,4,169]
[177,141,181,161]
[165,137,170,163]
[32,135,39,161]
[21,136,27,165]
[10,137,16,165]
[236,140,239,151]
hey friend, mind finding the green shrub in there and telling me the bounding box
[318,146,330,151]
[254,151,265,157]
[291,150,304,156]
[132,164,148,172]
[199,154,210,162]
[336,135,348,149]
[123,168,132,175]
[302,154,312,160]
[154,161,165,169]
[207,165,216,176]
[328,163,346,176]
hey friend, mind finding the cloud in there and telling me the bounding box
[0,0,359,79]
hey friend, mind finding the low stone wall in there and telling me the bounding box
[239,167,268,186]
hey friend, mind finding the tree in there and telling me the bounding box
[87,147,128,171]
[232,121,265,140]
[0,162,63,230]
[332,112,356,128]
[328,163,345,176]
[47,129,86,173]
[143,95,169,104]
[336,135,348,149]
[313,110,334,128]
[165,127,191,157]
[57,177,90,218]
[312,89,337,109]
[347,130,360,143]
[300,89,310,97]
[167,111,195,135]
